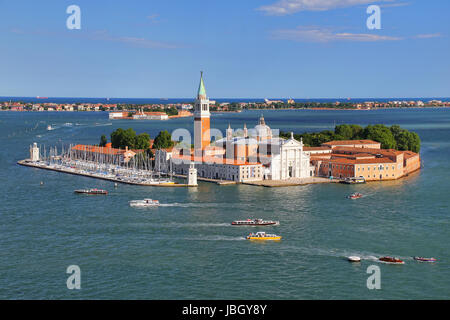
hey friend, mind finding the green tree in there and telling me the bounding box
[362,124,396,149]
[349,124,364,139]
[409,131,421,153]
[153,130,174,149]
[135,133,151,150]
[111,128,124,148]
[335,124,354,140]
[165,107,178,116]
[282,124,420,151]
[111,128,137,149]
[99,134,108,147]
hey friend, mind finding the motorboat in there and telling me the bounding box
[341,177,366,184]
[232,218,279,226]
[413,257,437,262]
[379,256,404,264]
[74,188,108,195]
[129,199,160,207]
[47,125,53,131]
[348,256,361,262]
[348,192,363,199]
[246,232,281,241]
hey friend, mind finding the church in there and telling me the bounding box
[159,73,313,182]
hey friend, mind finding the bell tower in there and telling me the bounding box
[194,72,210,157]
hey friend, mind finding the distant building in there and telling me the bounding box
[133,111,169,120]
[109,112,128,119]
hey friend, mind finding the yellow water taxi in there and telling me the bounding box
[246,232,282,241]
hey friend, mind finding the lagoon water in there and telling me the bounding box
[0,108,449,299]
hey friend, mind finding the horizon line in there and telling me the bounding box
[1,96,450,101]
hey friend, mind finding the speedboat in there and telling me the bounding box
[348,192,363,199]
[348,256,361,262]
[47,125,53,131]
[246,232,281,241]
[413,257,437,262]
[341,177,366,184]
[129,199,160,207]
[232,218,279,226]
[379,256,404,264]
[74,188,108,195]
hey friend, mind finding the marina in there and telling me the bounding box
[17,142,197,187]
[17,159,193,187]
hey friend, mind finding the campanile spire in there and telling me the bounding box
[198,71,207,99]
[194,72,211,157]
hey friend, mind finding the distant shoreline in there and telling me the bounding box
[2,106,450,113]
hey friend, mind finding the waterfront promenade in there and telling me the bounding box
[18,159,335,187]
[243,177,337,187]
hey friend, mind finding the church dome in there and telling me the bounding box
[254,115,272,139]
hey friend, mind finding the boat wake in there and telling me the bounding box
[183,235,246,241]
[283,245,411,262]
[129,222,230,228]
[170,222,230,228]
[93,122,113,127]
[158,203,223,208]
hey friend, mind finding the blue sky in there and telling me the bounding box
[0,0,449,98]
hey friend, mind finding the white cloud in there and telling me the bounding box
[271,26,402,42]
[414,33,441,39]
[88,30,181,49]
[258,0,396,15]
[8,28,181,49]
[379,1,410,8]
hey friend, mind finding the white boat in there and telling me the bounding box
[129,199,160,207]
[348,256,361,262]
[232,218,279,226]
[47,125,53,131]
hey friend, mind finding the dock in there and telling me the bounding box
[172,174,237,185]
[242,177,338,187]
[17,160,196,187]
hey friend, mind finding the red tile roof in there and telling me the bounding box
[319,156,395,165]
[333,146,404,156]
[72,144,125,155]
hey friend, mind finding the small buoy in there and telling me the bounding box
[40,181,44,186]
[114,183,118,188]
[348,256,361,262]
